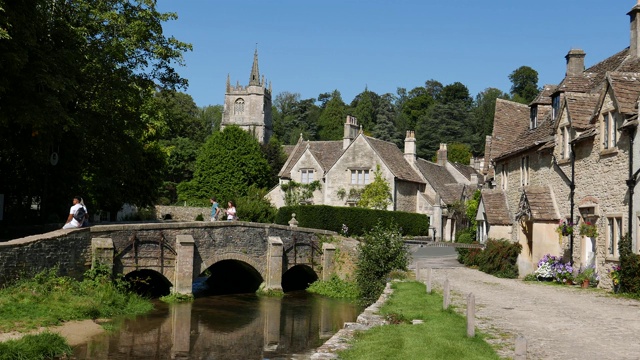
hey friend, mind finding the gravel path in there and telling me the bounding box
[414,255,640,360]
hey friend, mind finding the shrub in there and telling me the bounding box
[233,185,277,223]
[307,275,359,300]
[455,228,476,264]
[275,205,429,236]
[356,222,410,305]
[476,239,521,278]
[619,233,640,294]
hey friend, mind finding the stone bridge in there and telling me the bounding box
[0,221,341,295]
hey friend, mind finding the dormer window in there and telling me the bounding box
[552,95,560,120]
[530,106,538,129]
[301,169,314,184]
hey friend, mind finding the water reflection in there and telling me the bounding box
[73,292,360,360]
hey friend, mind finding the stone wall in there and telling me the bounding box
[0,228,93,285]
[155,205,210,222]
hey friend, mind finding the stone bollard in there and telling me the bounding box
[515,335,527,360]
[466,293,475,337]
[416,263,421,281]
[426,267,432,294]
[443,279,450,310]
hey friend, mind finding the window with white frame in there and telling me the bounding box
[520,156,529,186]
[530,106,537,129]
[607,216,622,258]
[560,125,571,159]
[300,169,314,184]
[350,169,370,185]
[234,98,245,114]
[602,111,619,149]
[500,163,508,190]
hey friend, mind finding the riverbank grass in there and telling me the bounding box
[0,267,153,332]
[0,332,71,360]
[339,281,500,360]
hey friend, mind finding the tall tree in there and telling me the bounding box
[177,126,271,204]
[350,87,378,132]
[471,88,508,154]
[317,90,347,140]
[0,0,191,222]
[372,93,401,146]
[509,66,540,104]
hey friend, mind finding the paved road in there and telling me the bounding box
[408,246,640,360]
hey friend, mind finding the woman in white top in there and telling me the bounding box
[226,201,237,221]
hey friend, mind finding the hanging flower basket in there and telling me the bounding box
[579,222,598,238]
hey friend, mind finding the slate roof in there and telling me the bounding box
[494,110,555,161]
[564,92,600,130]
[282,145,296,158]
[607,71,640,115]
[530,85,556,105]
[485,99,530,172]
[480,189,512,225]
[449,162,480,182]
[278,140,343,179]
[364,136,425,184]
[414,158,462,205]
[521,186,559,221]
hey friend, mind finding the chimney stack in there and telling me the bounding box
[565,49,585,76]
[404,130,416,165]
[343,115,359,149]
[437,143,448,166]
[629,2,640,58]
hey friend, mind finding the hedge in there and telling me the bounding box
[274,205,429,236]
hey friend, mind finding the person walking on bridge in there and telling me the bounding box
[63,195,88,229]
[210,197,221,221]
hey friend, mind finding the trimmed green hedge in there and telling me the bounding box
[275,205,429,236]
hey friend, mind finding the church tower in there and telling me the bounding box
[221,49,273,144]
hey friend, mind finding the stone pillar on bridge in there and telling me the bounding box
[171,302,192,358]
[174,235,195,295]
[91,238,114,270]
[265,236,283,291]
[321,243,336,281]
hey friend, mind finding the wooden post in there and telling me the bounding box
[466,293,475,337]
[443,279,450,310]
[515,335,527,360]
[416,263,421,281]
[426,267,432,294]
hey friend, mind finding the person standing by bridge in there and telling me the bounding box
[62,195,88,229]
[226,201,237,221]
[210,197,221,221]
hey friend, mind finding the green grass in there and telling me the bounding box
[0,267,154,359]
[0,332,72,360]
[0,268,153,332]
[307,275,359,299]
[338,281,501,360]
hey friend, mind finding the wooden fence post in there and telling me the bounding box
[466,293,475,337]
[443,279,450,310]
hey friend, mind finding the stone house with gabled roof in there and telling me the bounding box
[480,2,640,281]
[267,116,481,241]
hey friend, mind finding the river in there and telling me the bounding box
[72,291,361,359]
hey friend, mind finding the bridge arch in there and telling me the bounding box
[202,257,264,295]
[124,269,173,297]
[282,264,318,292]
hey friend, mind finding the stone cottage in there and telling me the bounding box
[267,116,481,241]
[480,1,640,282]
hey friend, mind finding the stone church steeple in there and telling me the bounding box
[221,49,272,144]
[249,49,261,86]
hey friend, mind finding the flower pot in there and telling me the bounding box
[581,280,590,289]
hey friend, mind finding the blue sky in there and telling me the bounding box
[157,1,634,108]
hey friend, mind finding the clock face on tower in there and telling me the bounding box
[50,152,59,166]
